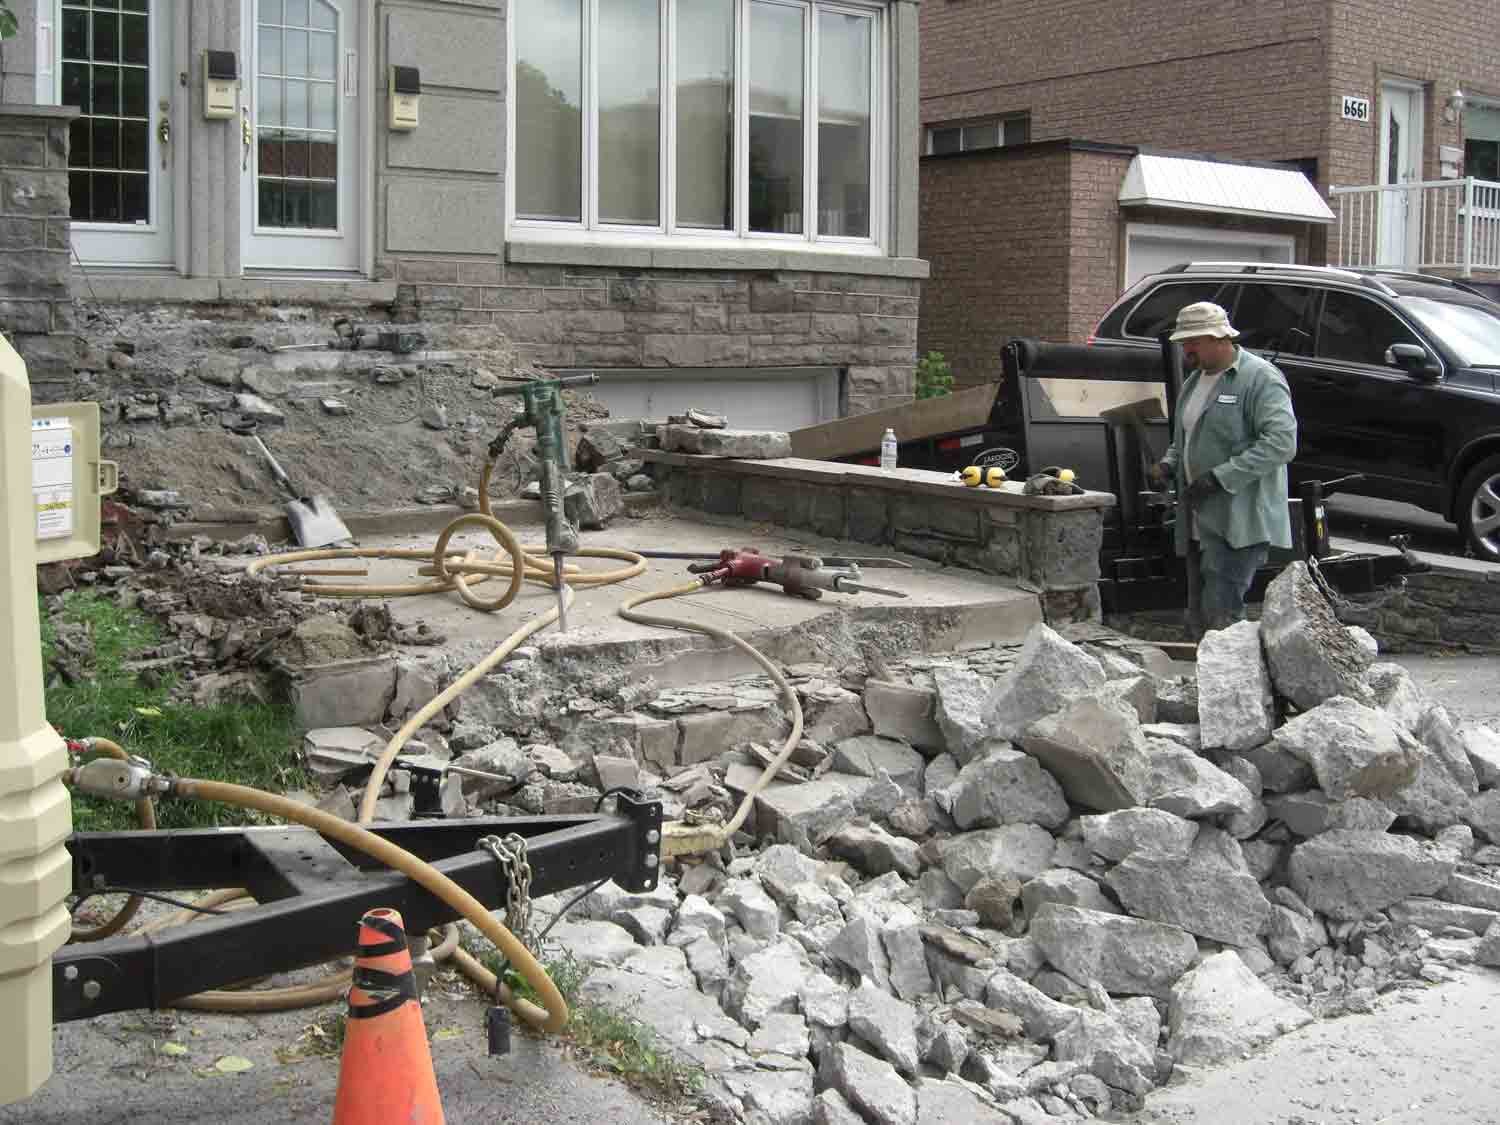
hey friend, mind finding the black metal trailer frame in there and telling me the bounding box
[54,796,662,1022]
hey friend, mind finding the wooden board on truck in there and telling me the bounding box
[789,383,1004,462]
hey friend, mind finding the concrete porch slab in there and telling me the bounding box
[267,511,1043,688]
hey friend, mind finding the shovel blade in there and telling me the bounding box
[285,494,353,548]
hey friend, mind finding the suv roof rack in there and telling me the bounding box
[1160,261,1397,295]
[1346,267,1466,288]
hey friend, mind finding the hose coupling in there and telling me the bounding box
[65,757,169,801]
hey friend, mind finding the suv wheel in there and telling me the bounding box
[1459,453,1500,561]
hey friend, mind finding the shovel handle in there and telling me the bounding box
[251,435,294,492]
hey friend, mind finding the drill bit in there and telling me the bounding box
[553,550,569,632]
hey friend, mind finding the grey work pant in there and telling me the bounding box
[1186,529,1269,638]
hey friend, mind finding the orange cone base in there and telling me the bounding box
[332,908,445,1125]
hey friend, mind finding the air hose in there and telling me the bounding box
[65,448,819,1027]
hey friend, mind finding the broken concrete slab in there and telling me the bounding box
[289,655,397,729]
[733,769,871,849]
[1080,807,1198,862]
[932,665,997,765]
[940,823,1058,894]
[913,1078,1017,1125]
[723,939,814,1030]
[1021,868,1120,921]
[1017,695,1154,812]
[1287,829,1458,921]
[1413,705,1480,794]
[1441,872,1500,913]
[947,746,1070,832]
[1265,903,1329,967]
[1104,826,1271,947]
[848,980,922,1075]
[302,727,382,776]
[1260,562,1374,711]
[1166,951,1314,1066]
[1265,791,1396,837]
[989,624,1107,742]
[1385,742,1473,835]
[983,969,1079,1041]
[965,874,1023,930]
[722,1068,815,1124]
[1462,723,1500,790]
[1272,697,1420,800]
[827,822,922,879]
[754,844,821,904]
[1385,897,1500,936]
[1029,903,1198,998]
[1468,789,1500,844]
[548,919,646,967]
[1239,741,1316,794]
[1143,742,1257,820]
[1195,620,1274,752]
[813,1089,865,1125]
[865,679,946,754]
[829,913,893,993]
[721,877,781,941]
[821,1043,916,1125]
[1099,674,1158,726]
[882,912,936,1001]
[832,735,925,793]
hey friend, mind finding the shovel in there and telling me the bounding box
[250,434,353,548]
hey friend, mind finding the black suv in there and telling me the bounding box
[1090,263,1500,561]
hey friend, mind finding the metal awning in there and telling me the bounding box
[1118,155,1335,224]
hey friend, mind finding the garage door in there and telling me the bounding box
[1125,224,1295,288]
[573,367,840,430]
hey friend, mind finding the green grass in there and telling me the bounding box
[466,941,703,1100]
[42,591,306,831]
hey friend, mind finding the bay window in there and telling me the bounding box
[511,0,884,247]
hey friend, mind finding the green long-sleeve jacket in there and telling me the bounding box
[1162,346,1298,554]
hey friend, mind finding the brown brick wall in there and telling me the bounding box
[921,0,1327,167]
[917,144,1134,388]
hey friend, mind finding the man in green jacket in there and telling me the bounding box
[1151,301,1298,636]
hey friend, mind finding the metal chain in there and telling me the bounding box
[478,833,533,949]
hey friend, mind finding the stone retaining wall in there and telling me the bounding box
[644,451,1114,623]
[1338,567,1500,654]
[0,105,77,373]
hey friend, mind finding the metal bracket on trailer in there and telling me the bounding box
[53,796,662,1023]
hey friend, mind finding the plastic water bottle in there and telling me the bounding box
[880,428,898,472]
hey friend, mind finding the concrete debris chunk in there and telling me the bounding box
[1259,562,1374,711]
[982,970,1079,1041]
[673,894,727,945]
[919,1019,971,1074]
[828,913,892,993]
[611,904,673,947]
[721,877,781,941]
[1167,951,1314,1066]
[754,844,821,904]
[723,1070,815,1125]
[847,980,922,1075]
[1143,742,1257,820]
[546,919,640,966]
[821,1043,916,1125]
[1441,872,1500,912]
[1018,695,1155,812]
[932,666,997,765]
[1157,676,1200,725]
[1365,662,1430,733]
[1469,790,1500,844]
[832,735,926,793]
[748,1012,812,1060]
[940,823,1058,894]
[827,822,922,878]
[1385,896,1500,936]
[947,745,1071,831]
[965,874,1023,930]
[1021,868,1120,921]
[1195,620,1275,751]
[1080,807,1198,862]
[1099,674,1158,725]
[1029,903,1198,998]
[1265,791,1395,837]
[989,624,1107,741]
[1461,723,1500,790]
[799,971,852,1029]
[1414,705,1481,794]
[1273,697,1420,800]
[723,940,813,1030]
[1384,740,1473,834]
[882,913,936,1000]
[1287,829,1457,921]
[1240,741,1316,794]
[914,1078,1017,1125]
[1478,920,1500,969]
[1265,903,1328,966]
[1104,826,1271,947]
[813,1089,866,1125]
[865,679,946,754]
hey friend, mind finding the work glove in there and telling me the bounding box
[1148,461,1170,488]
[1185,471,1222,507]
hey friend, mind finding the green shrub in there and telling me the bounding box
[915,351,955,399]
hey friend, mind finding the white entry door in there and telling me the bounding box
[1379,82,1424,268]
[241,0,361,272]
[61,0,176,267]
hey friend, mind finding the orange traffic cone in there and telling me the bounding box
[332,907,445,1125]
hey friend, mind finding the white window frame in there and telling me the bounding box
[506,0,888,257]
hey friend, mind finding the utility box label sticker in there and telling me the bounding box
[31,416,74,541]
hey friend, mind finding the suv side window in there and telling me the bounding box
[1232,284,1316,354]
[1123,282,1235,339]
[1316,290,1422,367]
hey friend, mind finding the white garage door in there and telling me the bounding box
[578,367,840,430]
[1124,223,1295,288]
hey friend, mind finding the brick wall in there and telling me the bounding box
[0,106,77,341]
[920,0,1327,167]
[390,259,920,416]
[918,142,1133,387]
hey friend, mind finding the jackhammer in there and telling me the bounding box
[488,374,599,631]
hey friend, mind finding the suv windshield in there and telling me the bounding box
[1399,296,1500,367]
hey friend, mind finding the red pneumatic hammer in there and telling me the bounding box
[686,547,907,601]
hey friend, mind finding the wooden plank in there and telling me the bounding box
[789,383,1003,462]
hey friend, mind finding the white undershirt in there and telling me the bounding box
[1180,362,1231,537]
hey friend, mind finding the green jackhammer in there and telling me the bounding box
[490,374,600,631]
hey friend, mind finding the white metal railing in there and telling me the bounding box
[1329,177,1500,276]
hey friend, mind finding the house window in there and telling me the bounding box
[1465,102,1500,182]
[925,114,1029,156]
[62,0,152,223]
[512,0,883,245]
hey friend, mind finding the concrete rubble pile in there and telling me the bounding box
[411,559,1499,1125]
